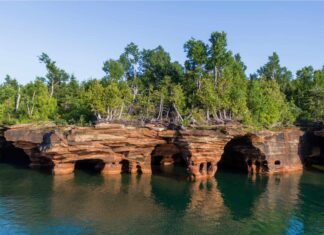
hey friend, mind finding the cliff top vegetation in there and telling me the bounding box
[0,32,323,129]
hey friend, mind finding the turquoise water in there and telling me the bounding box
[0,163,323,235]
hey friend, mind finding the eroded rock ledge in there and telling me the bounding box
[1,123,305,178]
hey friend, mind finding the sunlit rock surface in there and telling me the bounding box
[218,128,304,174]
[2,123,307,178]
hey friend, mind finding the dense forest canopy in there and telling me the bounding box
[0,31,323,128]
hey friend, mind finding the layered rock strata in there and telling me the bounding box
[219,129,304,174]
[2,123,305,178]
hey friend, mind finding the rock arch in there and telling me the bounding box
[218,130,304,174]
[2,124,305,178]
[218,135,268,174]
[150,143,188,178]
[151,143,187,166]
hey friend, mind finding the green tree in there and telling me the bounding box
[291,66,314,119]
[1,31,321,127]
[0,75,20,123]
[84,80,105,120]
[141,46,183,86]
[83,79,132,121]
[196,77,219,121]
[56,76,91,124]
[20,80,57,121]
[208,31,231,84]
[38,53,70,98]
[305,67,324,121]
[184,38,208,90]
[258,52,293,97]
[248,78,294,127]
[121,42,140,80]
[222,56,250,122]
[102,59,125,82]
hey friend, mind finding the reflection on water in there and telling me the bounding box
[217,172,269,220]
[0,163,323,234]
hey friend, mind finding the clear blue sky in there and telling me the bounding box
[0,1,323,84]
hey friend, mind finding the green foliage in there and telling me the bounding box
[0,31,321,127]
[20,80,57,121]
[221,57,250,120]
[248,78,293,127]
[197,77,219,113]
[289,66,324,121]
[103,59,125,81]
[208,31,231,82]
[257,52,294,97]
[184,38,208,84]
[170,84,186,116]
[38,53,70,98]
[0,76,19,123]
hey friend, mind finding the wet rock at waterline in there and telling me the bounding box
[0,123,311,179]
[218,129,304,174]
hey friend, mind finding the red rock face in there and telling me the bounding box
[2,124,305,179]
[219,129,305,174]
[250,129,304,173]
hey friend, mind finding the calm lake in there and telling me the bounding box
[0,163,323,235]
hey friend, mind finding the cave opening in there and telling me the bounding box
[136,164,142,174]
[218,135,268,174]
[199,163,204,175]
[151,144,188,179]
[207,162,213,175]
[74,159,105,175]
[120,159,130,173]
[300,129,324,171]
[0,141,31,168]
[261,160,269,172]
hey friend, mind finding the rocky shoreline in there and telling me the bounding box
[1,123,321,179]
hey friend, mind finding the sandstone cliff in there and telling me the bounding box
[1,123,305,178]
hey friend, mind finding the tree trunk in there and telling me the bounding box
[27,91,36,118]
[197,74,202,91]
[96,112,102,121]
[106,107,110,121]
[157,96,163,120]
[213,66,217,86]
[15,87,21,112]
[30,91,35,116]
[223,109,227,120]
[118,103,124,120]
[50,80,54,98]
[173,103,183,122]
[131,68,138,101]
[219,110,223,120]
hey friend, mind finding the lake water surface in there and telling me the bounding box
[0,163,323,234]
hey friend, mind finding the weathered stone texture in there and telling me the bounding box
[2,123,305,178]
[250,128,304,173]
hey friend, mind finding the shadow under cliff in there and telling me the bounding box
[217,135,268,173]
[150,125,191,180]
[0,141,31,168]
[299,126,324,172]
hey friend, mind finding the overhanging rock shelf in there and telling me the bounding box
[1,123,305,179]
